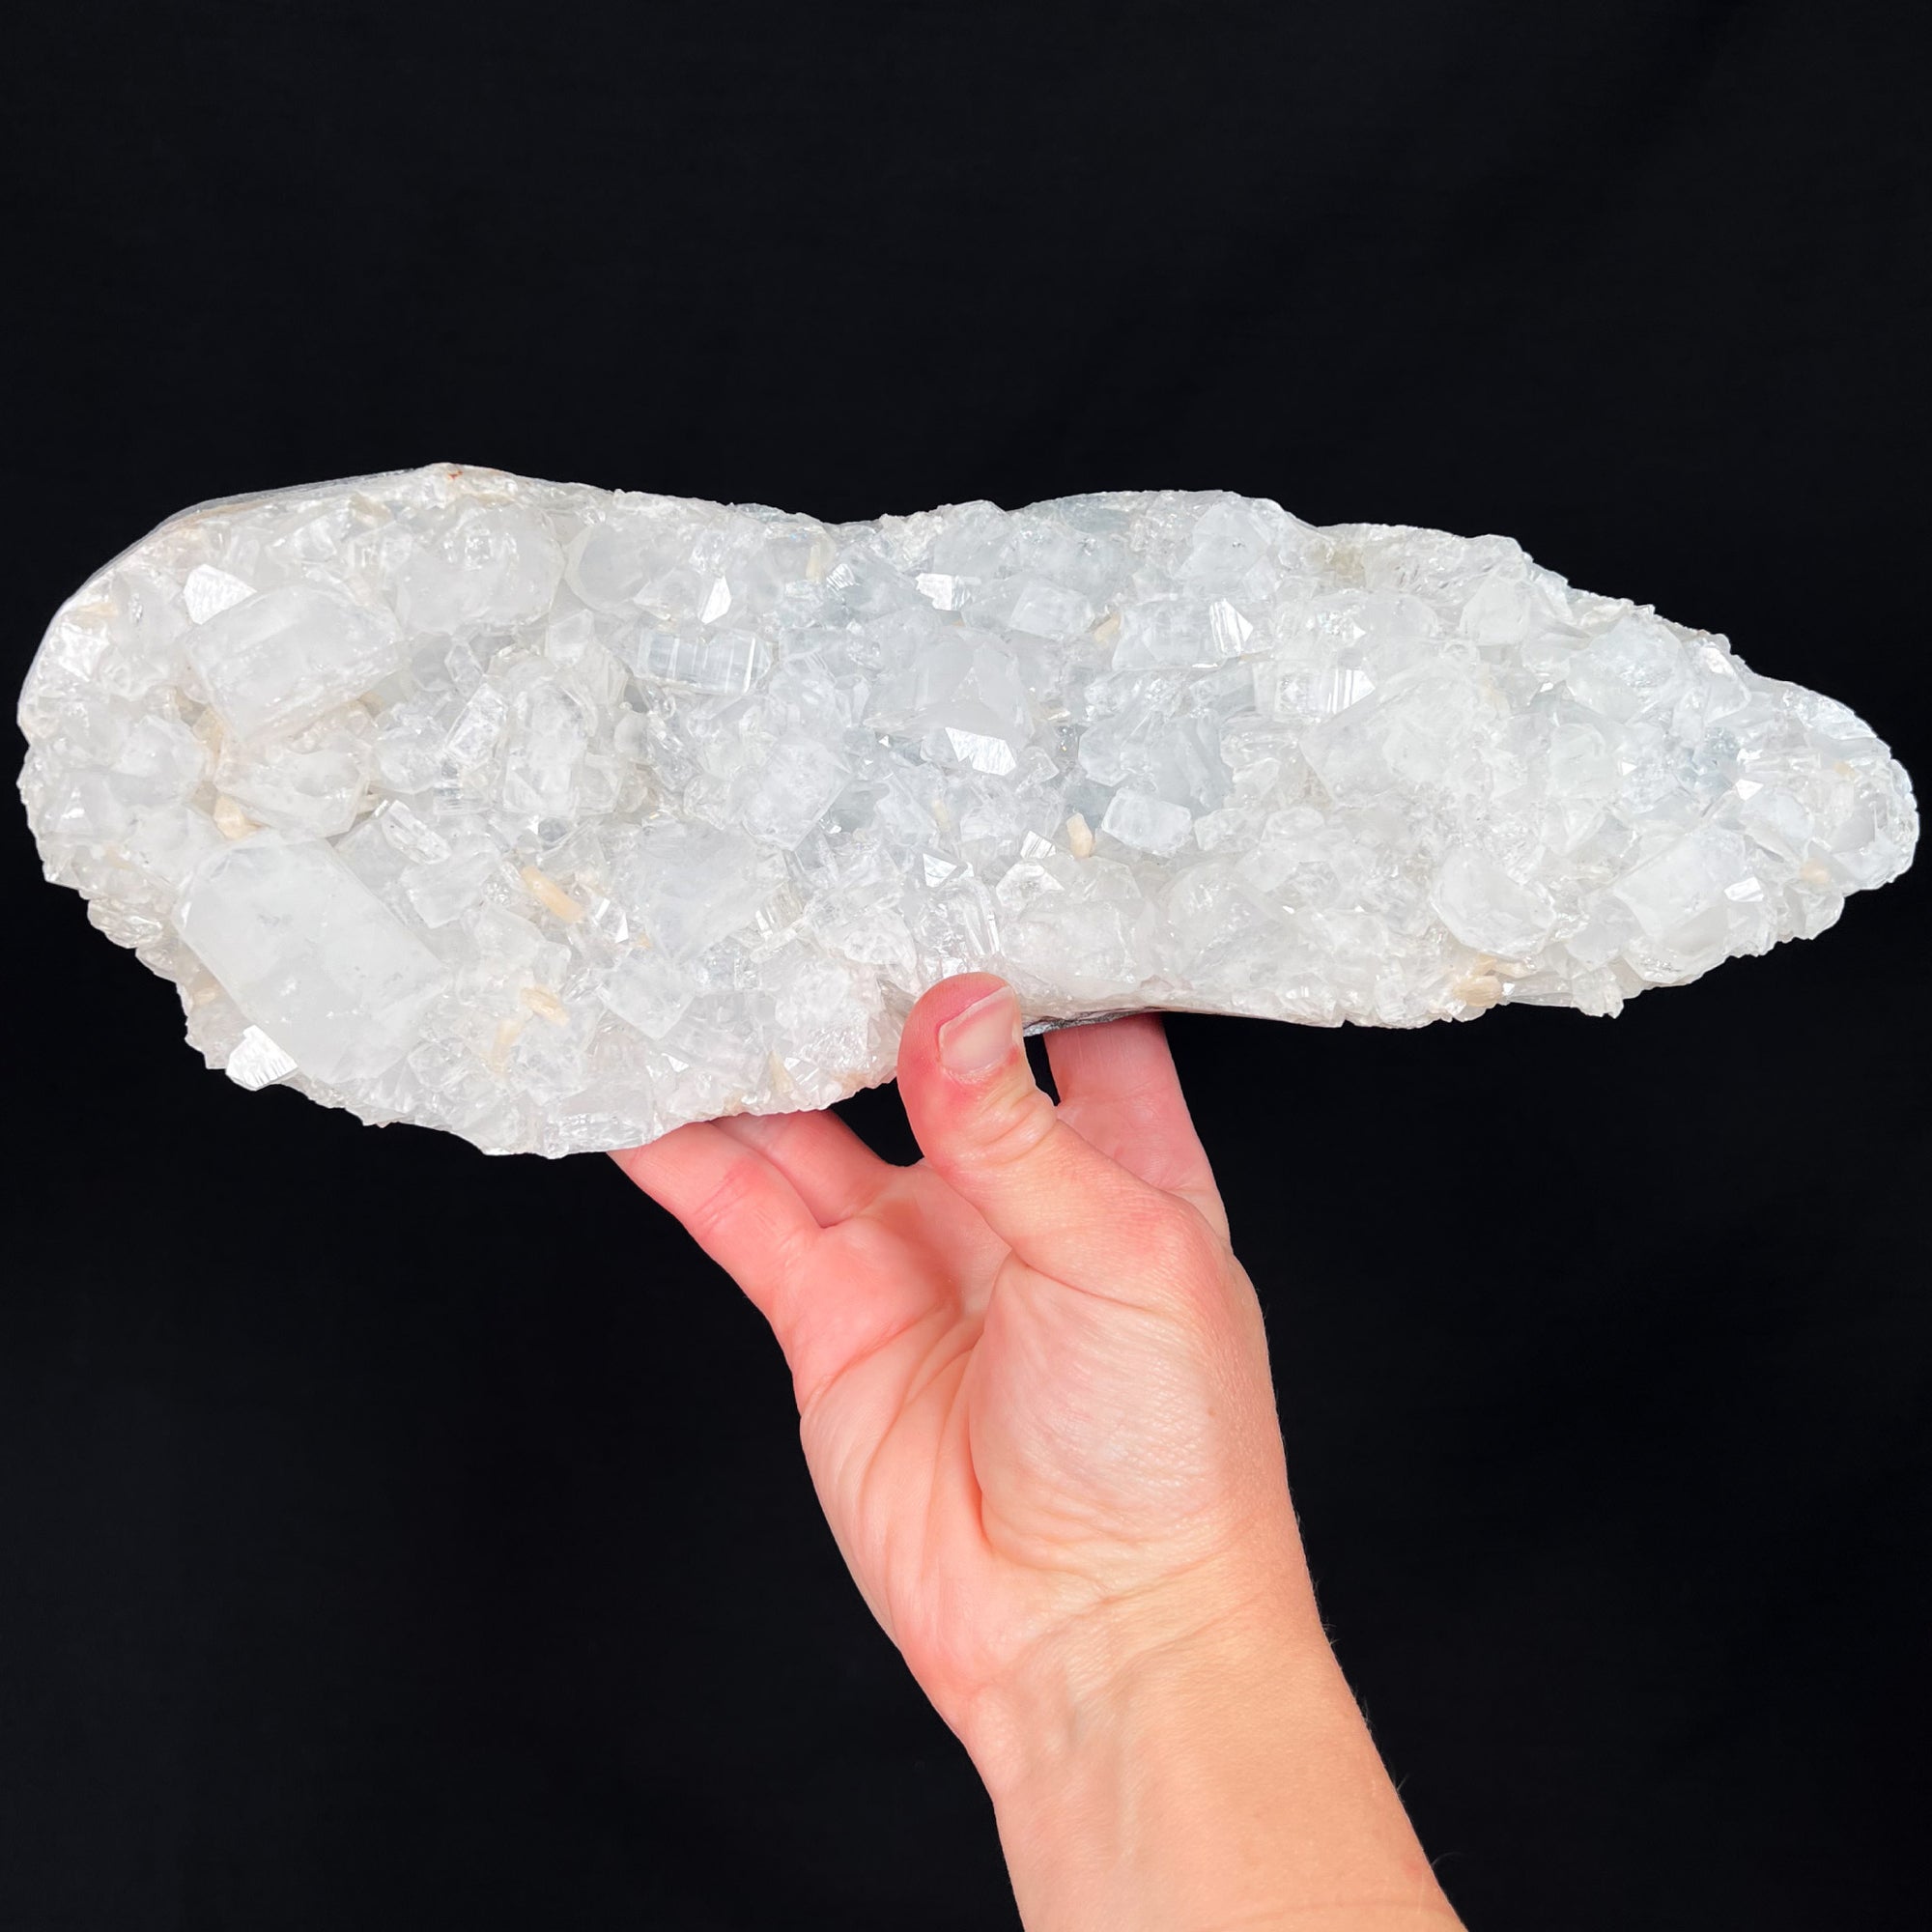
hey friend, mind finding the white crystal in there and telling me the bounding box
[1101,789,1193,857]
[598,948,694,1041]
[185,582,402,741]
[183,564,255,624]
[944,726,1020,779]
[617,627,764,696]
[226,1025,299,1091]
[173,833,448,1085]
[1432,847,1557,959]
[18,463,1917,1156]
[214,706,371,838]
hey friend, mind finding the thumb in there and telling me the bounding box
[896,976,1190,1293]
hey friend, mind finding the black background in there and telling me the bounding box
[3,3,1927,1927]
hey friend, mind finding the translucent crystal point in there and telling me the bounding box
[18,464,1917,1155]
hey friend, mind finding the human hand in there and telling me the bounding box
[614,975,1461,1931]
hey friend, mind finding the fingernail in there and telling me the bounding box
[938,988,1020,1076]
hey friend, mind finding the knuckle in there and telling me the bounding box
[1124,1201,1225,1300]
[960,1085,1059,1174]
[689,1158,764,1243]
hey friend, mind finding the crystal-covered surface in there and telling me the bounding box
[17,464,1916,1155]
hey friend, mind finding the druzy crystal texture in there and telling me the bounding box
[18,466,1916,1155]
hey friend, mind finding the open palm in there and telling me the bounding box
[612,974,1300,1758]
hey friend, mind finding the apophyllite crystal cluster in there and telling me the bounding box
[17,465,1916,1154]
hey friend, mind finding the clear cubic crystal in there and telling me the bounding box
[173,832,448,1084]
[185,583,403,740]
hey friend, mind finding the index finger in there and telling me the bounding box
[610,1121,820,1321]
[1043,1014,1228,1236]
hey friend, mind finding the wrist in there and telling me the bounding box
[965,1567,1460,1932]
[964,1553,1323,1804]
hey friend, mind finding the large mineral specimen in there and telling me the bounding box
[17,465,1917,1154]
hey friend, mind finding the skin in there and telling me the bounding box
[613,973,1463,1932]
